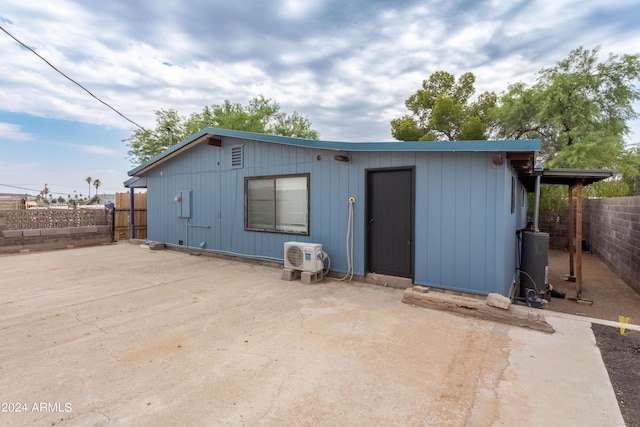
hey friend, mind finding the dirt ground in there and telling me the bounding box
[545,249,640,324]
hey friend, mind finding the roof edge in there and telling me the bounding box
[128,127,541,176]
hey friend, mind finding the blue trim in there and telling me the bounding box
[127,127,541,177]
[124,176,148,188]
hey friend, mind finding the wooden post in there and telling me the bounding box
[567,186,575,280]
[576,181,583,296]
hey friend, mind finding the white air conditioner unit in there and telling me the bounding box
[284,242,323,273]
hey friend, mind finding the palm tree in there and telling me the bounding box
[93,179,101,201]
[86,177,92,199]
[41,184,49,205]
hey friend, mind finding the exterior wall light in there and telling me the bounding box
[174,194,182,202]
[535,157,544,171]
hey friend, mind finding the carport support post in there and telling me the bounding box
[576,181,583,296]
[129,188,135,239]
[568,186,575,280]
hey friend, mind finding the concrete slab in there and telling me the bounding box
[0,244,624,426]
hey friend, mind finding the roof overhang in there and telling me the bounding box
[124,176,147,189]
[126,127,541,179]
[127,133,219,177]
[520,168,615,192]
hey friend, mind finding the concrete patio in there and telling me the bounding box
[0,243,626,426]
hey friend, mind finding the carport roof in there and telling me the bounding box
[520,168,616,191]
[126,127,540,178]
[540,168,616,186]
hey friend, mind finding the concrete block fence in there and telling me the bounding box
[0,209,112,254]
[584,196,640,294]
[537,196,639,295]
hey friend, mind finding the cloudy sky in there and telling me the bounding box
[1,0,639,199]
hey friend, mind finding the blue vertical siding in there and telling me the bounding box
[141,137,523,296]
[469,154,489,292]
[420,153,442,286]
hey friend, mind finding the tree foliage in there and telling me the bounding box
[618,146,640,195]
[391,71,497,141]
[126,95,319,165]
[495,46,640,169]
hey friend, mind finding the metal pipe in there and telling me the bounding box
[166,126,173,148]
[533,175,541,232]
[129,188,135,239]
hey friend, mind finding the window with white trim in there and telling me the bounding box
[245,174,309,234]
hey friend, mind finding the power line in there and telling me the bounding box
[0,24,147,132]
[0,183,39,193]
[1,183,123,195]
[0,183,77,196]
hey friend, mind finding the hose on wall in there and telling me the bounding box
[338,197,355,281]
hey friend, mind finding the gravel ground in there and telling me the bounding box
[592,323,640,427]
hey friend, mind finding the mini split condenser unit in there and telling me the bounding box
[284,242,323,273]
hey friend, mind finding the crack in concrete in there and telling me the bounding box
[254,360,313,424]
[74,305,121,363]
[74,305,109,335]
[93,409,112,426]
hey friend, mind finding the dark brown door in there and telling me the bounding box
[367,168,413,278]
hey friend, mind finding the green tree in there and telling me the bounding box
[495,46,640,169]
[618,146,640,195]
[391,71,497,141]
[126,95,319,165]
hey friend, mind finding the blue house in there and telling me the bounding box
[126,128,540,297]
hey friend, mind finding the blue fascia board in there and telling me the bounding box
[123,176,147,188]
[127,126,541,176]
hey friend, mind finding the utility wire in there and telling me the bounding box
[0,183,68,196]
[0,24,147,132]
[0,183,39,193]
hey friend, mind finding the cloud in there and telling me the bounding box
[0,0,638,144]
[276,0,325,21]
[74,144,120,156]
[0,122,35,141]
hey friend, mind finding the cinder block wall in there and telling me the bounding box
[584,196,640,294]
[0,211,112,254]
[538,211,570,249]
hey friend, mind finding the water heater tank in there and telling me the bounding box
[519,231,549,298]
